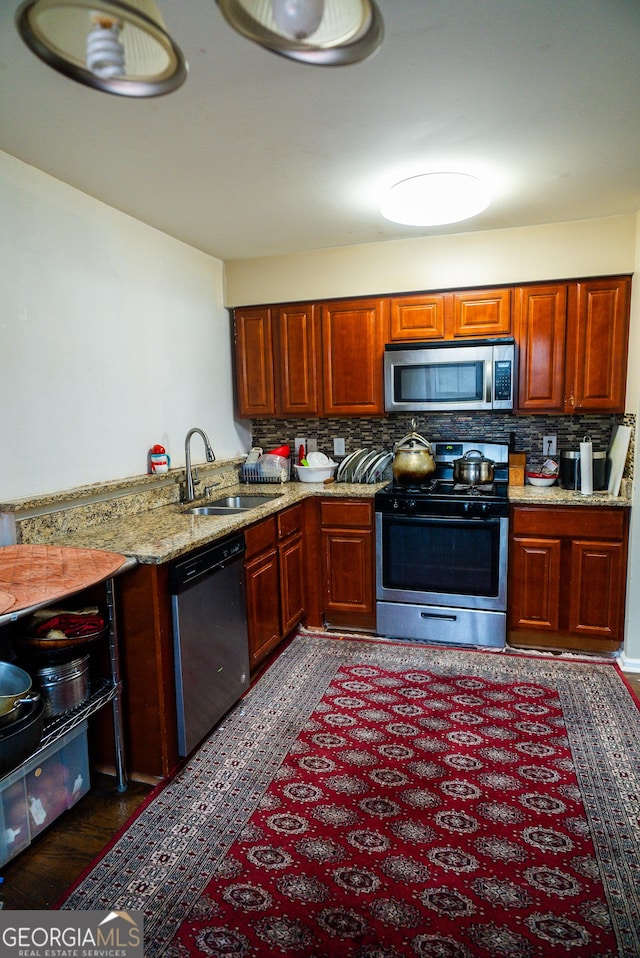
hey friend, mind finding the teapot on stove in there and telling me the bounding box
[392,419,436,487]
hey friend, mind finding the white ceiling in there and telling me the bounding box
[2,0,640,262]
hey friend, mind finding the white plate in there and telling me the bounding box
[346,449,370,482]
[355,450,379,482]
[367,451,393,483]
[306,451,329,466]
[337,449,364,482]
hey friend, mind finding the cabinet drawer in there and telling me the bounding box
[245,516,277,558]
[277,503,304,540]
[511,506,627,540]
[320,499,373,529]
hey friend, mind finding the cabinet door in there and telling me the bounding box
[390,294,447,341]
[275,303,321,416]
[321,527,375,617]
[451,288,511,337]
[245,546,281,669]
[570,277,630,412]
[277,504,306,634]
[509,535,562,631]
[516,285,567,412]
[321,298,389,415]
[569,539,625,640]
[234,307,276,417]
[279,532,305,635]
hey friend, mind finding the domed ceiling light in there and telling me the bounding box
[216,0,383,66]
[381,173,491,226]
[15,0,187,97]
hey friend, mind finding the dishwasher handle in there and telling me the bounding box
[169,533,246,593]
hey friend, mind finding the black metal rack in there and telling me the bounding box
[0,565,134,792]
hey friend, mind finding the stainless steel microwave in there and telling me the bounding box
[384,338,516,412]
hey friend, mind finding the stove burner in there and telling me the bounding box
[452,482,496,495]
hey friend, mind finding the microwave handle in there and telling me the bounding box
[485,357,493,404]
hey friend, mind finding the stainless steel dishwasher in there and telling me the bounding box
[169,533,250,756]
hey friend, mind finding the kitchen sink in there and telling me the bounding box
[184,494,281,516]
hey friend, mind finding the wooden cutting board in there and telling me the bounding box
[0,545,127,616]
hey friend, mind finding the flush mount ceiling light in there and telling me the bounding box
[15,0,187,97]
[381,173,491,226]
[216,0,383,66]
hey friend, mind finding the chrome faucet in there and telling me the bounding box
[184,427,216,502]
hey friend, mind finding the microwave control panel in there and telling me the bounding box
[494,359,513,402]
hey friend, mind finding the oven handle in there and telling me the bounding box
[420,611,457,622]
[377,512,504,527]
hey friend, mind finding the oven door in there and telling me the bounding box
[375,511,508,611]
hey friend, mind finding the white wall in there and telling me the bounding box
[621,213,640,668]
[0,151,249,501]
[224,214,637,312]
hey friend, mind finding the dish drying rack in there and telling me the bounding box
[241,453,290,484]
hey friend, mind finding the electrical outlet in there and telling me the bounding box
[294,437,307,458]
[543,435,557,456]
[333,437,346,457]
[306,437,318,454]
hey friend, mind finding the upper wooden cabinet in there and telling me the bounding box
[234,306,276,418]
[517,276,631,414]
[390,294,447,341]
[569,277,631,412]
[516,285,567,412]
[321,298,389,416]
[235,304,320,418]
[390,288,511,341]
[235,297,388,418]
[275,303,321,417]
[234,275,631,418]
[451,288,512,337]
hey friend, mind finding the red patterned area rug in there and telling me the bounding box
[60,632,640,957]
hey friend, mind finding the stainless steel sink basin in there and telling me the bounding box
[209,495,279,509]
[184,494,281,516]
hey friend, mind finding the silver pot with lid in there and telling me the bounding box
[452,449,495,485]
[392,419,436,486]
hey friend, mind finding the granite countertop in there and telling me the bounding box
[33,482,385,564]
[507,484,632,507]
[11,477,631,566]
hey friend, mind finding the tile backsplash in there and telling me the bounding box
[252,412,635,477]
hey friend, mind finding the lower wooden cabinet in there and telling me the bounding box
[319,499,376,631]
[244,504,305,671]
[508,505,629,653]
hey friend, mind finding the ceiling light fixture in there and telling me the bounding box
[15,0,187,97]
[381,173,491,227]
[216,0,383,66]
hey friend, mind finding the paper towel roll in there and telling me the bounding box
[580,440,593,496]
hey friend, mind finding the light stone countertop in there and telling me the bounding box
[10,477,631,565]
[507,483,632,507]
[30,482,385,564]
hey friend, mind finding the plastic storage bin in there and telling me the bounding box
[0,721,90,866]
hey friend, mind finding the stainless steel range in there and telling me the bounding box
[375,440,509,649]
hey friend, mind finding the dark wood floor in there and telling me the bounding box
[2,668,639,911]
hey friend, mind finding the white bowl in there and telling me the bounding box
[294,463,337,483]
[527,473,557,487]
